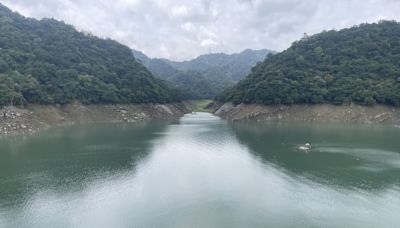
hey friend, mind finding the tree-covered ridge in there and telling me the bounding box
[168,49,274,81]
[0,4,181,106]
[133,49,274,99]
[218,21,400,106]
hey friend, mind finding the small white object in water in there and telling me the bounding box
[299,143,312,150]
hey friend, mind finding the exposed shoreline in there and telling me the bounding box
[215,103,400,125]
[4,101,400,136]
[0,102,190,135]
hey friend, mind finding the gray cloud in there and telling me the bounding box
[2,0,400,60]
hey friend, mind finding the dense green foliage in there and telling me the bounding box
[218,21,400,106]
[166,71,223,99]
[0,4,181,106]
[133,49,273,99]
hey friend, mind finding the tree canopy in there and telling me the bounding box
[218,21,400,106]
[0,4,181,106]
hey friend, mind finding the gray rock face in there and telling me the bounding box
[0,103,190,136]
[215,103,400,124]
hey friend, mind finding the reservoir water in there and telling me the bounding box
[0,112,400,227]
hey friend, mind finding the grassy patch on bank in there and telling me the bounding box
[191,99,214,112]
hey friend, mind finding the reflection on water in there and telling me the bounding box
[0,113,400,227]
[0,121,171,208]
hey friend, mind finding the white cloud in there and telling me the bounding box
[171,5,189,17]
[181,22,195,32]
[117,0,139,8]
[201,38,218,47]
[2,0,400,60]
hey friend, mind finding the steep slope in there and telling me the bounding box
[0,4,181,106]
[218,21,400,106]
[132,50,181,80]
[133,49,274,99]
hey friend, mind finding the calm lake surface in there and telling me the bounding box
[1,112,400,227]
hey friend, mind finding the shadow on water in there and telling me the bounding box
[0,120,174,208]
[229,121,400,190]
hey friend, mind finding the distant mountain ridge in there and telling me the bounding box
[167,49,274,80]
[133,49,275,99]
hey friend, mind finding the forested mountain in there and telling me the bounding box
[133,49,274,99]
[218,21,400,106]
[168,49,274,81]
[0,3,181,106]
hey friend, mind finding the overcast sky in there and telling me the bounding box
[2,0,400,60]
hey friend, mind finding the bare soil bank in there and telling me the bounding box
[215,103,400,124]
[0,102,190,135]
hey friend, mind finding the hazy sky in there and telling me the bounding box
[2,0,400,60]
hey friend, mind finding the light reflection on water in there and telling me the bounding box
[0,113,400,227]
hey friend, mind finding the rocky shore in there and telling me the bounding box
[215,103,400,124]
[0,102,189,135]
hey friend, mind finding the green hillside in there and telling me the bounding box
[133,49,274,99]
[218,21,400,106]
[0,4,181,106]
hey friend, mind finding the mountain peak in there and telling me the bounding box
[0,3,12,14]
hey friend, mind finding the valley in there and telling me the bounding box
[1,2,400,227]
[133,49,274,99]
